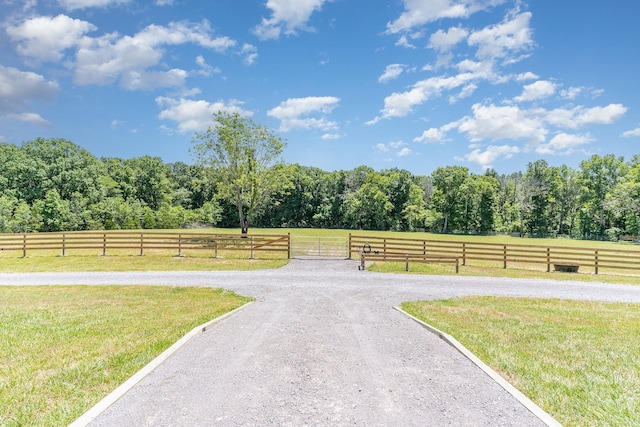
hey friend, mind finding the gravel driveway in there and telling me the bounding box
[3,259,640,426]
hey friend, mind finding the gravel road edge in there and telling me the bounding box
[394,306,562,427]
[69,301,254,427]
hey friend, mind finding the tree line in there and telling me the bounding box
[1,136,639,241]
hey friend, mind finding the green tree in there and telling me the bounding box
[192,111,289,234]
[431,166,469,233]
[578,154,626,238]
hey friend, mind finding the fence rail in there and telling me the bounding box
[0,231,290,259]
[349,234,640,276]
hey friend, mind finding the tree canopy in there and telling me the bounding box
[1,135,640,241]
[191,111,289,233]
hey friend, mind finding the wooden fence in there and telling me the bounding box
[349,234,640,275]
[0,231,290,259]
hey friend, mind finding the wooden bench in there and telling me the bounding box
[553,262,580,273]
[359,252,459,273]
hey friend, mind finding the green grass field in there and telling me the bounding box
[0,286,252,427]
[402,297,640,427]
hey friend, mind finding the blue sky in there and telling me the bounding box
[1,0,639,175]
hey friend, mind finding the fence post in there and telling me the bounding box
[62,233,66,257]
[423,240,426,255]
[462,243,466,266]
[214,235,218,259]
[503,245,507,269]
[405,254,409,271]
[546,247,550,272]
[595,250,599,275]
[177,233,182,257]
[383,238,387,260]
[22,233,27,258]
[287,233,291,259]
[455,257,459,273]
[250,236,255,259]
[348,233,352,259]
[140,233,144,256]
[102,233,107,256]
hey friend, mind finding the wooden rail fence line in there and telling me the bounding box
[349,234,640,276]
[0,232,291,259]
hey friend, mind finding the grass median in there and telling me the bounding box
[0,285,252,427]
[402,297,640,427]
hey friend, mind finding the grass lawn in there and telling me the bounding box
[402,297,640,427]
[0,285,252,427]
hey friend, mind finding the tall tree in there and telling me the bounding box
[431,166,468,233]
[578,154,626,238]
[192,111,289,234]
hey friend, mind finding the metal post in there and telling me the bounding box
[177,234,182,257]
[405,254,409,271]
[214,235,218,259]
[22,233,27,258]
[287,233,291,259]
[62,233,66,257]
[595,250,599,275]
[140,233,144,256]
[102,233,107,256]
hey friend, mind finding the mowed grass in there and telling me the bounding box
[402,297,640,427]
[0,285,252,427]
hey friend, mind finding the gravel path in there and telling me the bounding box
[3,259,640,426]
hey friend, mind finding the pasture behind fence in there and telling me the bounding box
[0,231,290,259]
[349,234,640,276]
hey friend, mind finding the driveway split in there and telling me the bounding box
[2,259,639,426]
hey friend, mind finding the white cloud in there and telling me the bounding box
[376,143,389,152]
[74,21,236,89]
[240,44,258,65]
[397,147,413,157]
[395,35,416,49]
[545,104,627,129]
[449,83,477,103]
[458,144,520,169]
[514,80,556,103]
[253,0,328,40]
[515,71,538,81]
[468,12,533,61]
[0,65,59,110]
[57,0,130,10]
[560,86,582,100]
[368,72,476,123]
[267,96,340,132]
[378,64,405,83]
[194,55,221,77]
[7,14,96,63]
[622,127,640,138]
[156,97,252,133]
[321,133,341,140]
[458,103,547,143]
[414,127,447,143]
[387,0,507,34]
[535,133,593,155]
[156,0,174,5]
[3,112,51,127]
[429,26,469,52]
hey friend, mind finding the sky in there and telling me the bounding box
[1,0,639,176]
